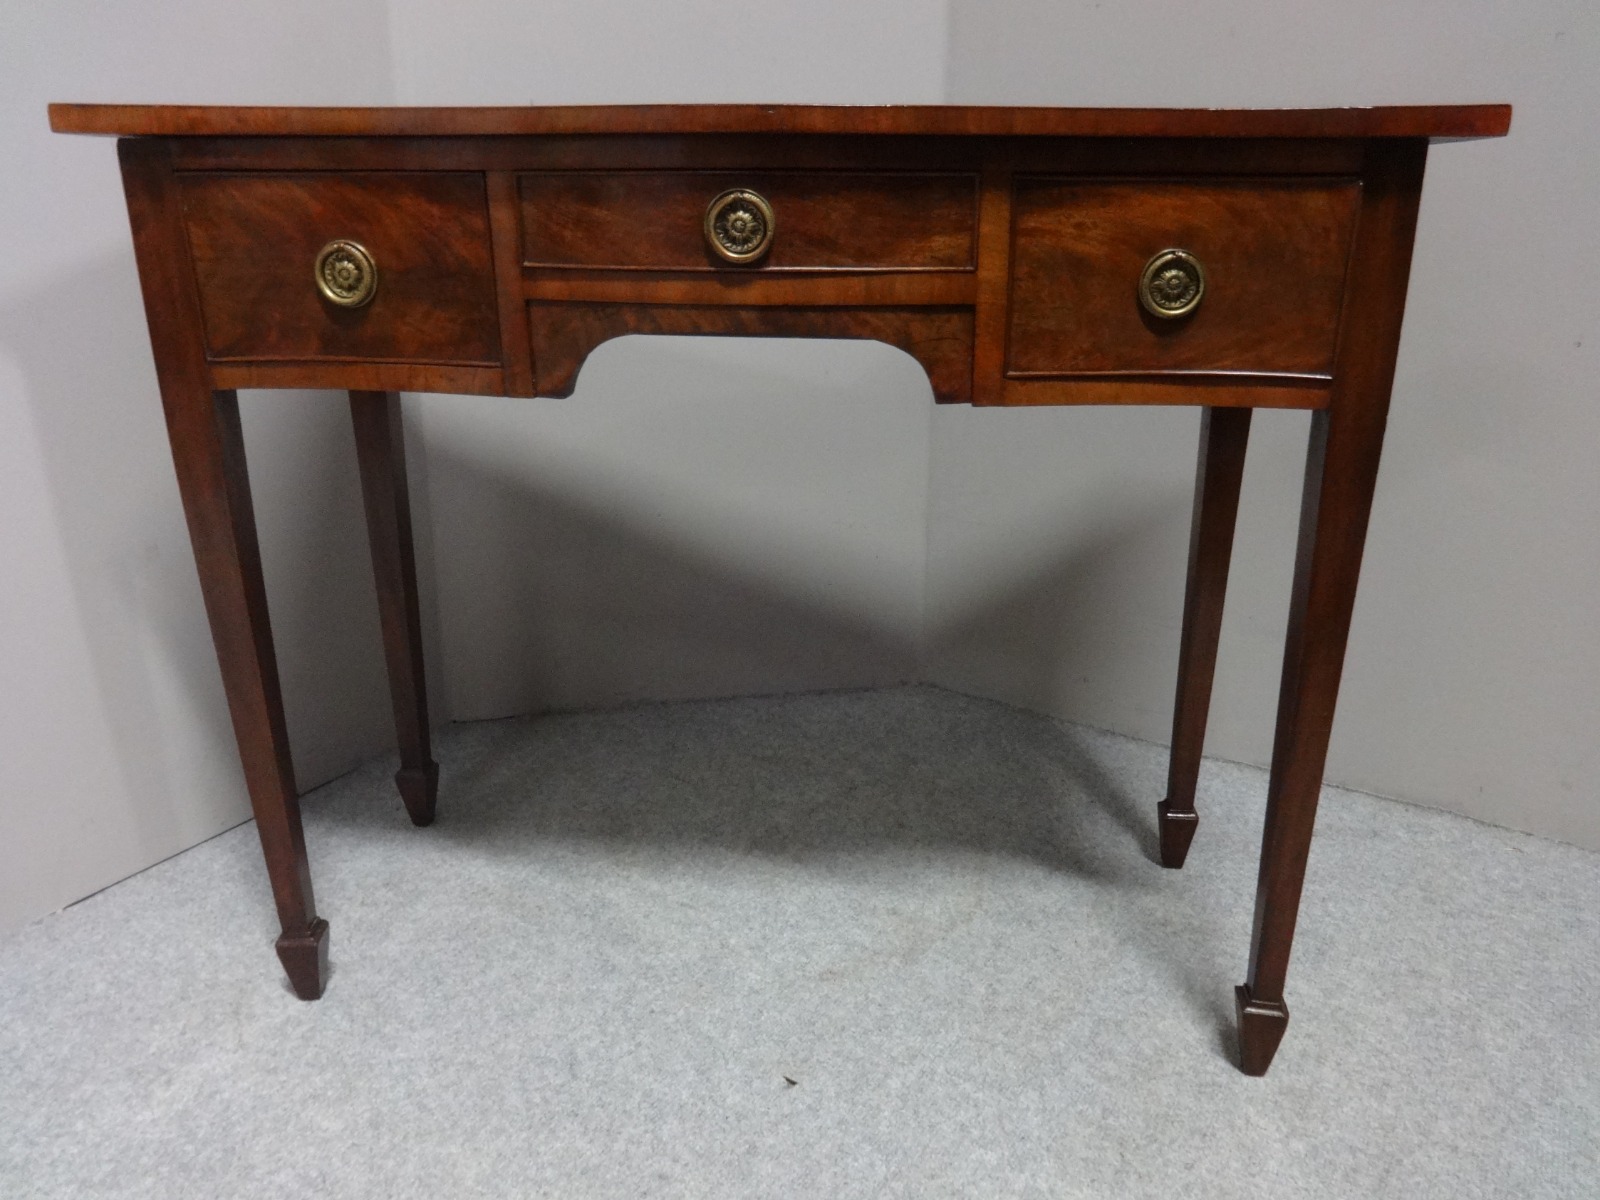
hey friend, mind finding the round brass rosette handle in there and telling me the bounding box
[1138,249,1206,319]
[314,239,378,308]
[704,189,775,264]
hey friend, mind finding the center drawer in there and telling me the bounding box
[518,171,978,271]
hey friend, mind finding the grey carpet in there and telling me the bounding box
[2,685,1595,1198]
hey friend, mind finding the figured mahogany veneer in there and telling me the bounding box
[179,171,500,365]
[49,102,1511,139]
[529,302,974,401]
[1007,177,1361,380]
[520,171,978,272]
[51,102,1510,1078]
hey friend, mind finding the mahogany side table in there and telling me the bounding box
[50,102,1511,1074]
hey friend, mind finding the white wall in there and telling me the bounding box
[0,1,398,932]
[386,0,949,719]
[933,1,1600,849]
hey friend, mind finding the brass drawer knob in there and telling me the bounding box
[1139,249,1206,319]
[315,239,378,307]
[704,189,775,263]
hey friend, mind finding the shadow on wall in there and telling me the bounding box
[0,252,393,840]
[925,489,1192,721]
[418,438,921,718]
[408,334,1193,735]
[408,332,938,720]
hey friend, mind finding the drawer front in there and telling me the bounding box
[1006,178,1361,378]
[519,171,978,271]
[180,172,500,364]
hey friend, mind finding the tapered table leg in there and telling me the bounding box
[188,392,329,998]
[120,138,328,1000]
[1239,407,1379,1074]
[1236,139,1428,1075]
[1159,406,1252,868]
[350,390,438,826]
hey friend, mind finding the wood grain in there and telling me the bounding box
[971,157,1016,406]
[487,172,536,395]
[350,391,438,827]
[209,361,507,396]
[1007,178,1361,379]
[51,103,1512,139]
[1159,406,1253,869]
[529,302,974,403]
[162,134,1366,177]
[996,377,1328,410]
[522,270,975,307]
[179,171,500,364]
[519,171,977,272]
[1239,139,1431,1076]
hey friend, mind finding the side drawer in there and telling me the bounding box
[1006,178,1361,379]
[179,171,501,364]
[519,171,978,271]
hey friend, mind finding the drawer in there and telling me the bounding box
[1006,178,1361,378]
[179,172,500,364]
[519,171,978,271]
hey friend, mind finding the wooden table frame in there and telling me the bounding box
[51,103,1510,1075]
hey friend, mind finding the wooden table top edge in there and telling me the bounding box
[48,102,1512,140]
